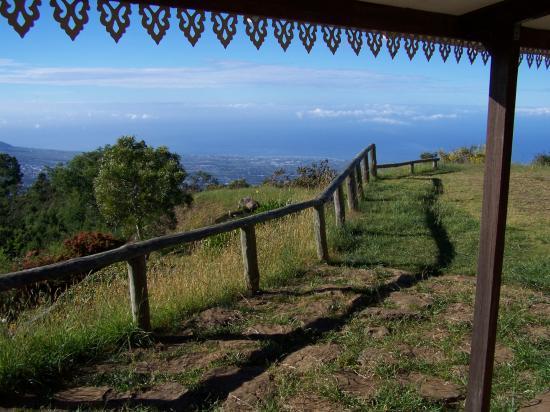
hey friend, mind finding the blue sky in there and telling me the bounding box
[0,4,549,163]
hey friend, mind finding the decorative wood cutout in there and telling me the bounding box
[50,0,89,40]
[211,12,237,48]
[386,33,400,59]
[481,49,490,65]
[321,25,341,55]
[366,32,382,57]
[345,28,362,56]
[526,53,534,68]
[422,39,435,61]
[467,44,478,64]
[0,0,41,38]
[519,53,523,66]
[298,22,316,53]
[439,43,451,62]
[139,4,170,44]
[177,8,205,46]
[454,44,463,63]
[272,19,293,51]
[545,56,550,70]
[244,15,267,50]
[404,37,418,60]
[535,54,543,69]
[97,0,131,43]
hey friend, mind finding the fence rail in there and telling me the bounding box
[0,144,438,330]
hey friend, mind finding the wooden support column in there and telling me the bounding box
[313,204,329,262]
[355,164,365,199]
[410,162,415,174]
[361,156,370,183]
[127,255,151,331]
[466,27,520,412]
[346,171,359,211]
[433,159,438,169]
[333,185,346,227]
[369,145,377,178]
[240,225,260,295]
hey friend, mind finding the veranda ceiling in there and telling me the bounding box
[0,0,549,67]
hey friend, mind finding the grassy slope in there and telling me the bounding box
[0,164,548,406]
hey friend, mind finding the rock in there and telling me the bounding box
[360,307,419,320]
[329,371,378,400]
[135,382,188,404]
[244,324,296,336]
[194,307,243,330]
[524,325,550,341]
[238,197,260,212]
[364,326,390,339]
[223,371,275,411]
[281,343,341,374]
[54,386,111,408]
[530,302,550,318]
[401,373,462,404]
[358,347,395,371]
[519,391,550,411]
[441,302,474,324]
[388,292,433,311]
[202,366,265,396]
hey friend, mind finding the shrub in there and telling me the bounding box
[227,178,250,189]
[293,160,337,188]
[263,168,291,187]
[532,153,550,166]
[63,231,124,258]
[420,152,438,160]
[438,145,485,164]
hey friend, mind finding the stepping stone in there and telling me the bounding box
[222,371,276,411]
[524,325,550,341]
[134,382,188,405]
[134,350,221,374]
[54,386,111,408]
[357,347,395,371]
[201,366,265,396]
[364,326,390,339]
[283,393,346,411]
[460,340,514,364]
[244,324,296,336]
[360,307,419,320]
[328,371,378,400]
[400,373,462,404]
[441,302,473,324]
[193,307,243,329]
[281,343,341,374]
[530,302,550,318]
[519,391,550,411]
[388,292,433,311]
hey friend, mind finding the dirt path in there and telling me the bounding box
[6,265,549,411]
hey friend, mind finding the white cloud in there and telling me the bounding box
[297,104,460,125]
[34,123,40,129]
[517,107,550,116]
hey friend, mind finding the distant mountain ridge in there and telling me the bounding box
[0,141,346,187]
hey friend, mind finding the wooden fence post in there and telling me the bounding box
[410,162,415,174]
[369,145,377,178]
[361,157,370,183]
[240,225,260,295]
[333,185,345,227]
[346,170,359,211]
[127,255,151,331]
[355,164,365,199]
[313,204,329,262]
[433,159,438,169]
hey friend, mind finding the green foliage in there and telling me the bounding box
[227,178,250,189]
[94,136,191,240]
[532,152,550,166]
[263,160,337,188]
[420,151,438,160]
[438,145,486,164]
[185,170,221,192]
[0,153,22,197]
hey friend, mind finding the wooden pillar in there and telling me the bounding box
[466,28,519,412]
[433,159,438,169]
[410,162,415,174]
[333,185,345,227]
[313,204,329,262]
[361,157,370,183]
[346,170,359,211]
[355,164,365,199]
[369,145,377,178]
[127,255,151,331]
[240,225,260,295]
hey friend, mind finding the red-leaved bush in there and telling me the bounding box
[63,231,124,257]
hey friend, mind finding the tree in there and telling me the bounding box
[186,170,220,192]
[0,153,22,198]
[94,137,191,240]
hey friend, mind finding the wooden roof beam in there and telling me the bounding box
[461,0,550,26]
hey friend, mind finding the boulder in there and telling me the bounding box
[238,197,260,212]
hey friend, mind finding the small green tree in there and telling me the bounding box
[94,137,190,240]
[0,153,22,198]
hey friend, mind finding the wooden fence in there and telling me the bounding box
[0,145,438,331]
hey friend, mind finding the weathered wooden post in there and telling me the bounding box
[333,185,345,227]
[410,162,415,174]
[369,145,377,178]
[361,156,370,183]
[346,170,359,211]
[240,225,260,294]
[127,254,151,331]
[355,164,365,199]
[433,159,438,169]
[313,203,329,262]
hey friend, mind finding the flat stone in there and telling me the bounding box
[244,324,296,336]
[441,302,473,324]
[358,347,395,371]
[401,373,462,403]
[222,371,275,411]
[283,393,346,411]
[529,302,550,318]
[135,382,188,402]
[460,340,514,364]
[524,325,550,341]
[194,307,243,329]
[54,386,111,407]
[329,371,378,400]
[134,350,221,374]
[360,307,419,320]
[281,343,341,374]
[364,326,390,339]
[388,292,433,311]
[202,366,265,396]
[519,391,550,411]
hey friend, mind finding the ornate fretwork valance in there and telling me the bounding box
[1,0,550,69]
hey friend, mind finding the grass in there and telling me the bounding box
[0,163,548,408]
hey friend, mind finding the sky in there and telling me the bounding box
[0,3,549,163]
